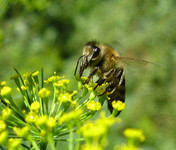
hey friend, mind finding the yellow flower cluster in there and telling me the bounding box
[112,100,125,111]
[59,109,83,125]
[36,115,56,130]
[0,86,12,96]
[13,126,30,138]
[86,100,101,111]
[44,72,65,83]
[123,128,145,142]
[38,88,50,98]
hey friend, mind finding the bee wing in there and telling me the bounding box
[116,56,162,69]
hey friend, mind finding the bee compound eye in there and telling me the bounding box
[92,46,100,58]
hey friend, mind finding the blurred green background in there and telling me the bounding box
[0,0,176,149]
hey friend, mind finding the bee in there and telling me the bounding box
[74,41,155,116]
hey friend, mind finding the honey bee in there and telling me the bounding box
[74,41,155,116]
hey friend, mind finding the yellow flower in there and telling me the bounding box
[8,138,21,149]
[25,112,38,123]
[0,81,7,87]
[32,71,39,77]
[80,122,107,138]
[1,107,11,120]
[81,143,103,150]
[112,100,125,111]
[30,101,40,111]
[0,120,6,132]
[123,128,145,142]
[46,117,56,129]
[58,93,72,103]
[23,72,32,78]
[0,86,12,96]
[87,100,101,111]
[13,126,30,137]
[45,73,65,83]
[0,131,8,144]
[36,115,48,126]
[59,109,83,124]
[38,88,50,98]
[115,144,139,150]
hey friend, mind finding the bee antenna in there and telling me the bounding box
[74,55,84,76]
[118,56,163,66]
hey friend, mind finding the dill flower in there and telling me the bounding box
[0,81,7,87]
[116,144,139,150]
[23,72,31,78]
[45,72,65,83]
[0,86,12,96]
[32,71,39,76]
[36,115,48,126]
[8,138,22,150]
[123,128,145,142]
[0,120,6,132]
[38,88,50,98]
[13,126,30,138]
[80,122,107,138]
[59,109,83,125]
[112,100,125,111]
[81,143,103,150]
[25,112,38,123]
[30,101,40,111]
[0,130,8,144]
[46,117,56,129]
[86,100,101,111]
[58,92,76,104]
[1,107,11,120]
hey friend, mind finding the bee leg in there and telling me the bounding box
[93,69,116,90]
[84,67,99,84]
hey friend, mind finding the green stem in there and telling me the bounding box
[50,87,57,117]
[69,126,74,150]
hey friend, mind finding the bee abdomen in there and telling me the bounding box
[106,69,125,115]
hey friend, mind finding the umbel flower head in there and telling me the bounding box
[0,70,145,150]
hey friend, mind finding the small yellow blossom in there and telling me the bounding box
[46,117,56,129]
[17,85,28,92]
[0,81,7,87]
[45,74,65,83]
[13,126,30,137]
[0,131,8,144]
[38,88,50,98]
[23,72,32,78]
[81,143,103,150]
[32,71,39,76]
[112,100,125,111]
[123,128,145,142]
[87,100,101,111]
[115,144,139,150]
[25,112,38,123]
[1,108,11,120]
[40,130,47,136]
[0,120,6,132]
[58,93,72,103]
[80,122,107,138]
[8,138,21,149]
[59,109,83,124]
[36,115,48,126]
[0,86,12,96]
[30,101,40,111]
